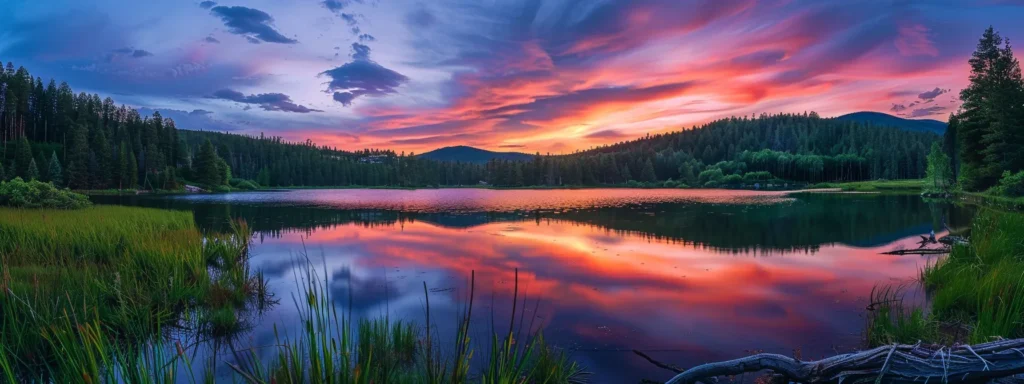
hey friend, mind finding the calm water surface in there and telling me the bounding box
[96,188,975,383]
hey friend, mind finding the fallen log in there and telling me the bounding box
[657,339,1024,384]
[881,248,951,255]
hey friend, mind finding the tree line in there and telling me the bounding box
[930,27,1024,196]
[1,60,939,190]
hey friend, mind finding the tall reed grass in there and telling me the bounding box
[0,206,262,382]
[867,209,1024,346]
[0,206,588,383]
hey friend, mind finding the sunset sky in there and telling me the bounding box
[3,0,1023,153]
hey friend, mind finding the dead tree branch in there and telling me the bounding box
[660,339,1024,384]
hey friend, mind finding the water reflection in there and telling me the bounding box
[93,189,975,382]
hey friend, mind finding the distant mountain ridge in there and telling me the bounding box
[834,111,947,135]
[418,145,533,163]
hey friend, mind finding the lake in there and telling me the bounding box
[94,188,975,383]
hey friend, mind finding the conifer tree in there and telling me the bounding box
[194,139,224,186]
[26,158,38,180]
[13,135,32,178]
[46,151,62,187]
[128,150,139,189]
[66,124,91,189]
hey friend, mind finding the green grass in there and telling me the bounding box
[810,179,924,193]
[921,209,1024,343]
[0,206,586,383]
[867,209,1024,346]
[0,206,263,382]
[865,284,935,346]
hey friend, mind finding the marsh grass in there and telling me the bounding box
[0,206,586,383]
[865,284,934,346]
[0,206,264,382]
[868,209,1024,346]
[230,261,589,384]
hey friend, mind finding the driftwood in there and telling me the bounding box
[652,339,1024,384]
[881,248,951,255]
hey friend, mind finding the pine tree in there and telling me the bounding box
[13,135,32,178]
[91,121,111,188]
[0,163,5,181]
[194,139,224,186]
[46,151,62,187]
[621,164,632,182]
[128,150,139,189]
[26,158,38,180]
[117,142,128,189]
[957,27,1024,190]
[66,123,91,189]
[639,159,657,182]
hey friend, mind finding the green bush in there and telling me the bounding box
[721,174,743,185]
[697,168,725,186]
[229,178,260,190]
[995,170,1024,197]
[0,177,91,209]
[743,171,774,182]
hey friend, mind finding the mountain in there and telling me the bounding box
[418,146,533,163]
[834,111,947,135]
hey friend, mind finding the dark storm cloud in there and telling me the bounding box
[199,1,217,9]
[918,87,949,100]
[209,6,297,44]
[321,44,409,106]
[211,89,323,113]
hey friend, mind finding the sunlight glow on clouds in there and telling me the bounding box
[2,0,1022,153]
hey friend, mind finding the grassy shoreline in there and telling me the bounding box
[868,208,1024,346]
[809,179,924,193]
[0,206,587,383]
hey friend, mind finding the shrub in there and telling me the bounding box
[743,171,774,182]
[994,170,1024,197]
[0,177,91,209]
[229,178,260,191]
[697,168,725,186]
[721,174,743,186]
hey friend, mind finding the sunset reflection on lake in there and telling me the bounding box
[96,189,973,382]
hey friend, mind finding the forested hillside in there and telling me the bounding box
[490,112,937,187]
[0,61,938,190]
